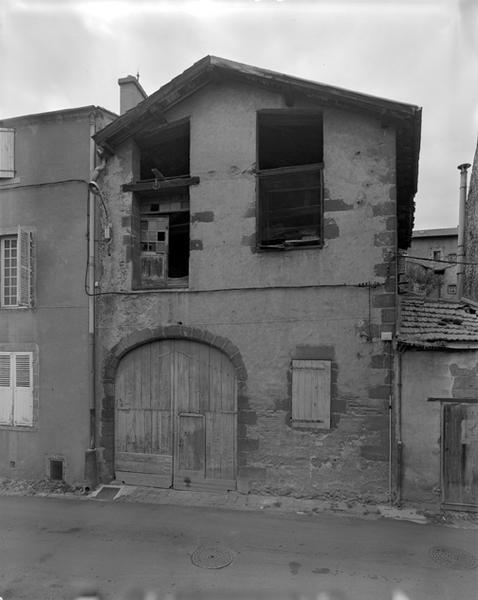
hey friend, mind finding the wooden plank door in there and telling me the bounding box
[173,340,237,491]
[442,403,478,509]
[115,342,173,487]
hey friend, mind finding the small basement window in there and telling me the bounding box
[257,110,323,249]
[134,190,189,289]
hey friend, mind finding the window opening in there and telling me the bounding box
[257,111,323,248]
[1,236,17,306]
[433,250,442,261]
[137,190,189,288]
[0,351,34,426]
[0,228,33,308]
[138,119,190,180]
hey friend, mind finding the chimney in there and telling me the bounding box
[118,75,147,115]
[457,162,471,300]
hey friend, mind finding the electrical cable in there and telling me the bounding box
[405,255,478,266]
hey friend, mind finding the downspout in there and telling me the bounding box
[88,115,96,449]
[395,346,403,505]
[457,163,471,300]
[84,113,105,488]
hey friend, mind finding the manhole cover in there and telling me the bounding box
[191,545,234,569]
[429,546,478,570]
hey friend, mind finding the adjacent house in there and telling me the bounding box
[396,299,478,511]
[0,106,115,486]
[91,56,421,502]
[396,158,478,512]
[408,227,458,299]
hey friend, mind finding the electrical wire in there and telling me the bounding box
[405,255,478,266]
[84,279,384,297]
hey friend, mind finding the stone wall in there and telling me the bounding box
[464,141,478,301]
[95,81,398,501]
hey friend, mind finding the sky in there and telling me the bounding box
[1,0,477,230]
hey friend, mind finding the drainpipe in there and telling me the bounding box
[457,163,471,300]
[84,114,98,488]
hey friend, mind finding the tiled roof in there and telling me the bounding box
[398,298,478,347]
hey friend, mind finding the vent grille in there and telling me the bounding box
[49,459,64,481]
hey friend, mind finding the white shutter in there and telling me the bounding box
[292,359,331,428]
[0,353,13,425]
[17,227,32,307]
[0,128,14,178]
[13,353,33,426]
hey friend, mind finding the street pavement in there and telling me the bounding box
[0,493,476,600]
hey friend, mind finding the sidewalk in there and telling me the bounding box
[91,480,478,529]
[0,476,476,528]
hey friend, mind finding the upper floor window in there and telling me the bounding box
[257,110,323,249]
[0,227,34,308]
[0,128,15,179]
[432,250,442,261]
[133,192,189,289]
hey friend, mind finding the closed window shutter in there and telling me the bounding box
[17,227,33,307]
[292,359,331,428]
[0,128,14,178]
[0,353,13,425]
[13,353,33,426]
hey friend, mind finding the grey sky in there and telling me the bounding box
[2,0,477,229]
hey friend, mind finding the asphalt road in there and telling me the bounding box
[0,494,476,600]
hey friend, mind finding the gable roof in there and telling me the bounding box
[398,298,478,348]
[95,55,422,248]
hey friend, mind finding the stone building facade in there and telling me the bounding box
[93,57,421,501]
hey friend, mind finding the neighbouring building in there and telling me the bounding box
[91,56,421,502]
[396,155,478,512]
[396,299,478,510]
[407,228,458,300]
[0,106,115,486]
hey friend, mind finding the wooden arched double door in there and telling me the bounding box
[115,339,237,491]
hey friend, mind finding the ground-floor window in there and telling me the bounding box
[0,351,34,426]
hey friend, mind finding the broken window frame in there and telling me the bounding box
[133,191,190,290]
[256,109,324,250]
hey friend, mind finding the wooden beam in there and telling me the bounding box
[122,176,200,192]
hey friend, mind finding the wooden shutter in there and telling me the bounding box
[13,353,33,426]
[0,353,13,424]
[259,166,322,246]
[292,359,331,428]
[0,128,14,178]
[17,227,33,307]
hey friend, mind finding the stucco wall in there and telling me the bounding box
[0,109,113,484]
[400,350,478,505]
[96,81,399,501]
